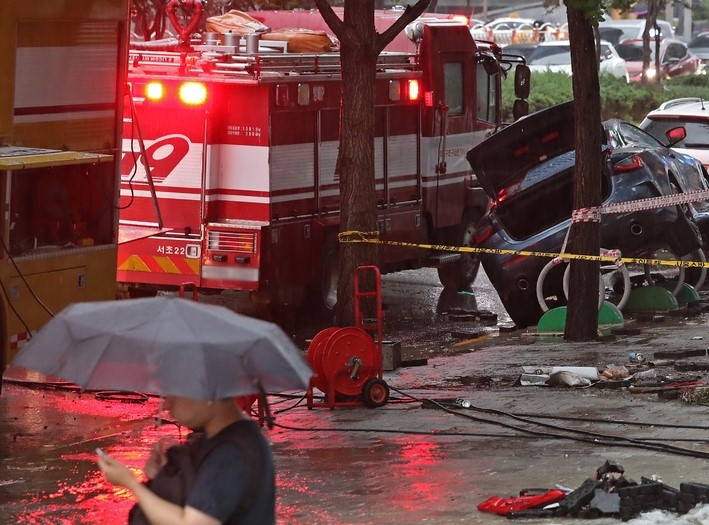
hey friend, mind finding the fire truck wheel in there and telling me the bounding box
[437,212,481,289]
[362,378,389,408]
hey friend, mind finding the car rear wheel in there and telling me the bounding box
[437,211,481,289]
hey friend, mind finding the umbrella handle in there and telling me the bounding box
[257,384,274,430]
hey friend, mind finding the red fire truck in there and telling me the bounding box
[117,6,529,318]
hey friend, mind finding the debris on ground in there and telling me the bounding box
[477,460,709,521]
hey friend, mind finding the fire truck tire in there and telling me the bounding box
[362,378,389,408]
[437,211,481,289]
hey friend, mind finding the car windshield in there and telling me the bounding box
[643,118,709,148]
[527,45,571,65]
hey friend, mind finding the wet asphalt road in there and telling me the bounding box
[4,268,709,524]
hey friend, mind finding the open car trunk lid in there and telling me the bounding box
[466,101,576,199]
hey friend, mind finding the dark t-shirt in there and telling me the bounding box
[185,420,275,524]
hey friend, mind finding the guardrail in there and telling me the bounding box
[471,24,569,46]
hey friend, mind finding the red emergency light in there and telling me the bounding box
[407,79,420,101]
[179,82,208,105]
[145,81,165,101]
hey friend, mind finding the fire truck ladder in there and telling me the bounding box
[124,83,163,228]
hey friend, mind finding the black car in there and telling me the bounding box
[466,101,704,328]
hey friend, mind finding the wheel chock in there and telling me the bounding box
[537,302,624,333]
[658,281,700,306]
[537,306,567,333]
[622,286,679,313]
[598,301,624,327]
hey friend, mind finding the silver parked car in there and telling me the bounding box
[526,40,630,82]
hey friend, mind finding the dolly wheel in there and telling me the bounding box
[362,378,390,408]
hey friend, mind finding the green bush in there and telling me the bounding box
[503,71,709,125]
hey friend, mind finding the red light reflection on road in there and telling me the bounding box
[386,436,451,512]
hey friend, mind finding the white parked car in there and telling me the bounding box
[640,97,709,169]
[526,40,630,82]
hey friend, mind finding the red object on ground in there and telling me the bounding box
[477,489,567,515]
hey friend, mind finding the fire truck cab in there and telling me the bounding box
[118,6,529,318]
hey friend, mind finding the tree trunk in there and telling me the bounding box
[335,1,378,326]
[314,0,430,326]
[564,6,602,341]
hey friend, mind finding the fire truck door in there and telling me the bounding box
[431,52,478,231]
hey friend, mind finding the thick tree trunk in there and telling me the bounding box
[314,0,429,326]
[334,1,378,326]
[564,7,602,341]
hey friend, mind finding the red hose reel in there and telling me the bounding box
[306,266,390,408]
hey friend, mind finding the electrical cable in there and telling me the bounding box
[0,234,55,321]
[267,386,709,460]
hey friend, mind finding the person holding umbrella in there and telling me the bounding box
[97,394,275,525]
[12,297,314,525]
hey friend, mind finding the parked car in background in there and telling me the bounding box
[599,18,674,46]
[615,38,700,82]
[641,98,709,169]
[466,101,705,328]
[688,32,709,70]
[501,42,537,61]
[526,40,629,81]
[484,17,537,30]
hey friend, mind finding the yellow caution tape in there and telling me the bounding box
[338,230,709,269]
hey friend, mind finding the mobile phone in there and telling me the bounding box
[96,447,107,457]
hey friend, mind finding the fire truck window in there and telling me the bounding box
[476,62,498,123]
[443,62,463,116]
[9,164,114,255]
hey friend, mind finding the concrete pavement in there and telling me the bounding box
[3,313,709,524]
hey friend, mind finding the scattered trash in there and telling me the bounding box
[691,336,704,340]
[547,371,592,387]
[519,373,550,386]
[522,366,599,380]
[602,365,630,379]
[477,488,567,516]
[454,398,471,408]
[629,352,646,363]
[631,368,657,380]
[477,460,709,521]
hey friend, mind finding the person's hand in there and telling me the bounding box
[143,440,169,479]
[97,453,140,489]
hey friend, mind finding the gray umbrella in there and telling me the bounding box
[12,297,312,400]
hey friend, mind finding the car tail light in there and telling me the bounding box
[612,154,645,174]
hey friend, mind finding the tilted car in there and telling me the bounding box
[615,38,700,82]
[466,101,704,328]
[526,40,629,81]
